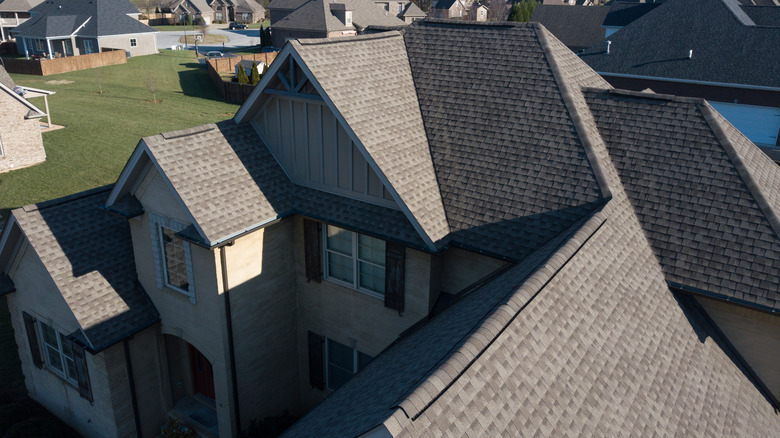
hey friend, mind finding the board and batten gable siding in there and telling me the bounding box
[5,239,128,438]
[695,296,780,403]
[128,162,238,436]
[252,95,397,208]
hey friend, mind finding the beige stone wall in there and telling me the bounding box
[5,240,125,437]
[0,90,45,173]
[440,247,507,295]
[99,33,158,57]
[129,165,235,436]
[221,220,301,426]
[128,325,169,438]
[291,216,433,409]
[696,296,780,401]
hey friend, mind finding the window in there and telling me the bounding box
[34,39,45,52]
[216,12,223,21]
[345,11,352,25]
[242,13,249,21]
[150,214,195,302]
[38,321,78,384]
[398,3,404,13]
[382,2,389,11]
[84,40,94,54]
[324,225,385,296]
[0,135,4,157]
[130,38,137,47]
[326,338,372,390]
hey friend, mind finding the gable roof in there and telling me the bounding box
[401,1,425,18]
[0,0,44,12]
[2,186,158,352]
[271,0,405,32]
[13,0,154,39]
[530,5,610,49]
[587,88,780,312]
[601,1,662,27]
[581,0,780,88]
[268,0,308,10]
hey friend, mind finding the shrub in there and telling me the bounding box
[250,62,261,85]
[158,418,195,438]
[237,64,249,84]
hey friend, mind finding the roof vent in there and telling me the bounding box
[606,40,611,54]
[688,49,693,59]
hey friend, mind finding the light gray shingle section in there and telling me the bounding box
[293,33,449,248]
[272,0,405,32]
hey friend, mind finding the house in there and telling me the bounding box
[430,0,469,18]
[581,0,780,158]
[270,0,406,47]
[0,65,48,173]
[209,0,266,24]
[469,2,487,21]
[159,0,217,24]
[1,18,779,438]
[12,0,158,58]
[0,0,43,41]
[530,4,610,51]
[372,1,426,23]
[233,58,264,77]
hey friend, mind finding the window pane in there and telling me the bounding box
[359,261,385,294]
[358,351,373,371]
[326,225,352,256]
[328,364,353,390]
[46,346,63,372]
[358,234,385,266]
[41,323,58,347]
[327,339,353,369]
[161,227,189,290]
[65,357,78,382]
[327,252,353,283]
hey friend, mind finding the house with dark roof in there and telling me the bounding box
[0,65,48,173]
[209,0,266,24]
[581,0,780,157]
[270,0,406,47]
[601,0,663,38]
[159,0,217,24]
[0,0,43,41]
[430,0,468,19]
[12,0,158,57]
[2,18,780,438]
[530,4,610,52]
[372,0,426,23]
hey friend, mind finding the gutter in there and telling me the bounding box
[596,72,780,93]
[123,339,143,438]
[220,245,241,432]
[668,282,778,316]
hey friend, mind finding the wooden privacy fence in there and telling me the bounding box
[206,52,278,103]
[1,48,126,76]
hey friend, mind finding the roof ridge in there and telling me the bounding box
[422,17,521,28]
[158,124,216,140]
[602,87,706,104]
[392,206,609,421]
[20,184,114,213]
[698,102,780,238]
[295,29,402,46]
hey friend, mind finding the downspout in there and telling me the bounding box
[123,339,143,438]
[220,244,241,434]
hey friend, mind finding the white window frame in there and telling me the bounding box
[323,224,385,299]
[345,11,352,25]
[130,38,137,47]
[38,321,78,385]
[398,3,404,14]
[324,337,371,391]
[84,39,94,54]
[149,214,196,303]
[0,135,4,157]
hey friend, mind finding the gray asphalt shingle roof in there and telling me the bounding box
[13,0,154,38]
[10,186,159,352]
[0,0,43,12]
[272,0,405,32]
[530,5,610,49]
[581,0,780,88]
[601,1,662,27]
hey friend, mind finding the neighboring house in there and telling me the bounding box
[270,0,406,47]
[12,0,158,58]
[582,0,780,157]
[530,4,609,52]
[469,2,487,20]
[209,0,266,23]
[0,0,43,41]
[159,0,216,24]
[430,0,468,18]
[1,18,780,438]
[400,1,425,22]
[600,0,662,38]
[0,65,47,173]
[267,0,308,23]
[371,1,425,23]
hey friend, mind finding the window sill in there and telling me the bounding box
[163,285,197,304]
[323,277,384,301]
[42,366,78,389]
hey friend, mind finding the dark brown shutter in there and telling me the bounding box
[307,331,324,390]
[384,241,405,313]
[303,219,322,282]
[72,343,93,402]
[22,312,43,369]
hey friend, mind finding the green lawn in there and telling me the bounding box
[1,49,239,220]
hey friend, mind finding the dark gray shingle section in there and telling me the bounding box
[530,5,610,49]
[13,0,154,38]
[0,0,44,12]
[12,186,159,352]
[582,0,780,88]
[141,121,426,249]
[602,1,662,27]
[741,5,780,25]
[586,88,780,311]
[403,20,606,260]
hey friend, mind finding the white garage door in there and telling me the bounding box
[709,101,780,147]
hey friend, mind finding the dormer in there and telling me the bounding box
[330,3,352,26]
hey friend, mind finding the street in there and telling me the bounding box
[155,25,264,55]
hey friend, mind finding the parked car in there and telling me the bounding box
[229,22,247,30]
[205,51,224,58]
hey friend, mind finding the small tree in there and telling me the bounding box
[237,64,249,84]
[507,0,537,23]
[144,74,159,102]
[487,0,509,22]
[250,62,261,85]
[95,70,104,94]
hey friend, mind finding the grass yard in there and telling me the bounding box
[1,49,239,220]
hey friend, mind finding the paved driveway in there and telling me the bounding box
[155,25,263,54]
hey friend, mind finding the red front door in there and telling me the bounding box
[188,344,215,399]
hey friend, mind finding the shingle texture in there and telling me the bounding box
[601,1,661,27]
[0,0,44,12]
[403,20,606,259]
[292,33,449,248]
[140,121,425,248]
[587,89,780,311]
[582,0,780,88]
[272,0,405,32]
[13,0,154,38]
[11,186,158,351]
[530,5,610,49]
